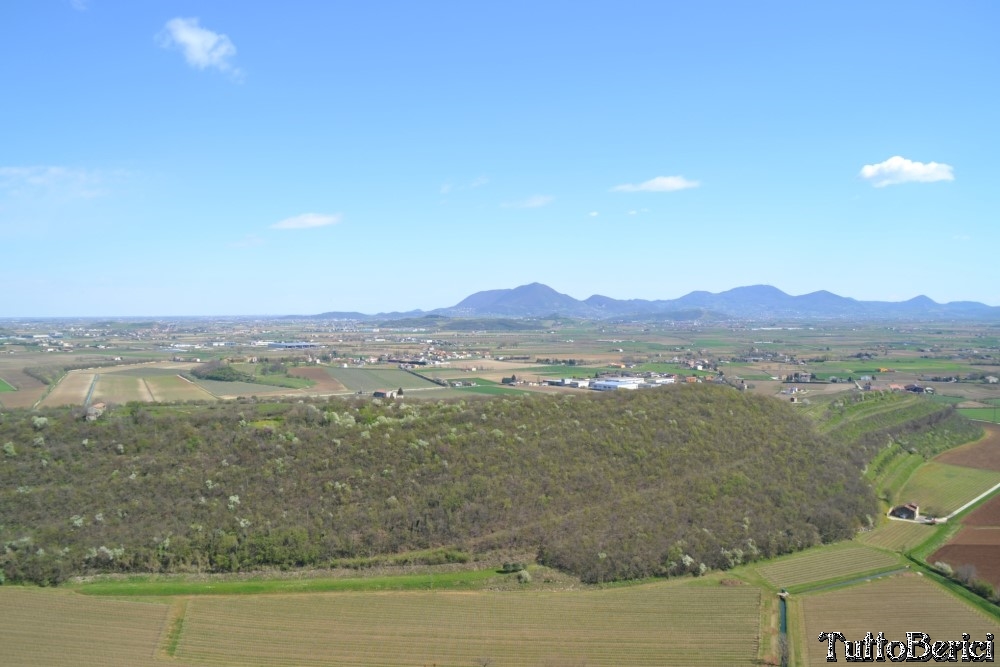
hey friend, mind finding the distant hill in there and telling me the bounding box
[309,283,1000,322]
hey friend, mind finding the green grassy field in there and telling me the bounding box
[328,366,442,392]
[959,407,1000,423]
[753,543,901,590]
[144,375,215,402]
[897,462,1000,516]
[191,378,290,397]
[857,521,935,552]
[0,377,14,392]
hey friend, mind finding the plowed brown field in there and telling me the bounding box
[288,366,347,392]
[936,424,1000,471]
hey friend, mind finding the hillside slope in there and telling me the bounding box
[0,386,876,585]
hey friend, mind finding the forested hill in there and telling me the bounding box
[0,386,877,585]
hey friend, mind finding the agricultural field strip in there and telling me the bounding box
[93,374,153,404]
[0,588,182,667]
[754,543,900,589]
[0,376,14,391]
[898,462,1000,516]
[175,585,762,666]
[145,375,215,402]
[39,370,96,407]
[857,521,934,552]
[326,366,440,392]
[801,575,1000,666]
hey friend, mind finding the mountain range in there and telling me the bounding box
[311,283,1000,322]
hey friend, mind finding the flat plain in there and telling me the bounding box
[754,543,900,590]
[174,583,761,667]
[799,575,1000,666]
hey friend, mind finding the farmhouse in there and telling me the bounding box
[372,390,397,399]
[889,503,920,520]
[85,402,106,421]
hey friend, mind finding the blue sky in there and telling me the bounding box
[2,1,997,316]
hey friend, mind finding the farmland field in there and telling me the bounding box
[0,376,14,391]
[857,521,934,552]
[327,366,442,392]
[92,374,154,404]
[754,543,900,589]
[799,575,1000,666]
[174,582,761,666]
[288,366,348,393]
[192,378,290,398]
[896,462,1000,516]
[145,375,215,402]
[959,407,1000,423]
[0,580,761,667]
[0,587,175,667]
[936,424,1000,471]
[39,370,96,407]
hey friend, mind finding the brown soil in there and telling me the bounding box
[963,493,1000,527]
[942,526,1000,545]
[930,544,1000,589]
[936,424,1000,472]
[288,366,347,393]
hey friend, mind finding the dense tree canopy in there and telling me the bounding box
[0,386,879,585]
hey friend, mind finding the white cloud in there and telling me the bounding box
[612,175,700,193]
[588,211,599,217]
[859,156,954,187]
[70,0,88,11]
[439,182,453,195]
[469,176,489,188]
[158,18,241,77]
[270,213,342,230]
[0,166,109,198]
[503,195,554,209]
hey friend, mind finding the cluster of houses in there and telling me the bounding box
[531,373,687,392]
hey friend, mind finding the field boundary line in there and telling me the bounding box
[158,597,188,658]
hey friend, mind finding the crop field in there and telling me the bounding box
[0,587,174,667]
[92,373,154,404]
[754,543,900,589]
[799,575,1000,666]
[327,366,442,393]
[959,407,1000,423]
[0,376,14,391]
[192,378,290,398]
[0,580,761,667]
[936,424,1000,471]
[288,366,348,393]
[857,521,934,552]
[145,375,215,402]
[39,370,96,407]
[173,583,761,666]
[897,462,1000,516]
[962,493,1000,527]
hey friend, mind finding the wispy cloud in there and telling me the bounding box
[70,0,88,11]
[271,213,342,230]
[588,211,599,217]
[612,175,700,193]
[503,195,554,209]
[859,156,954,187]
[158,18,242,78]
[0,166,111,198]
[469,176,489,188]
